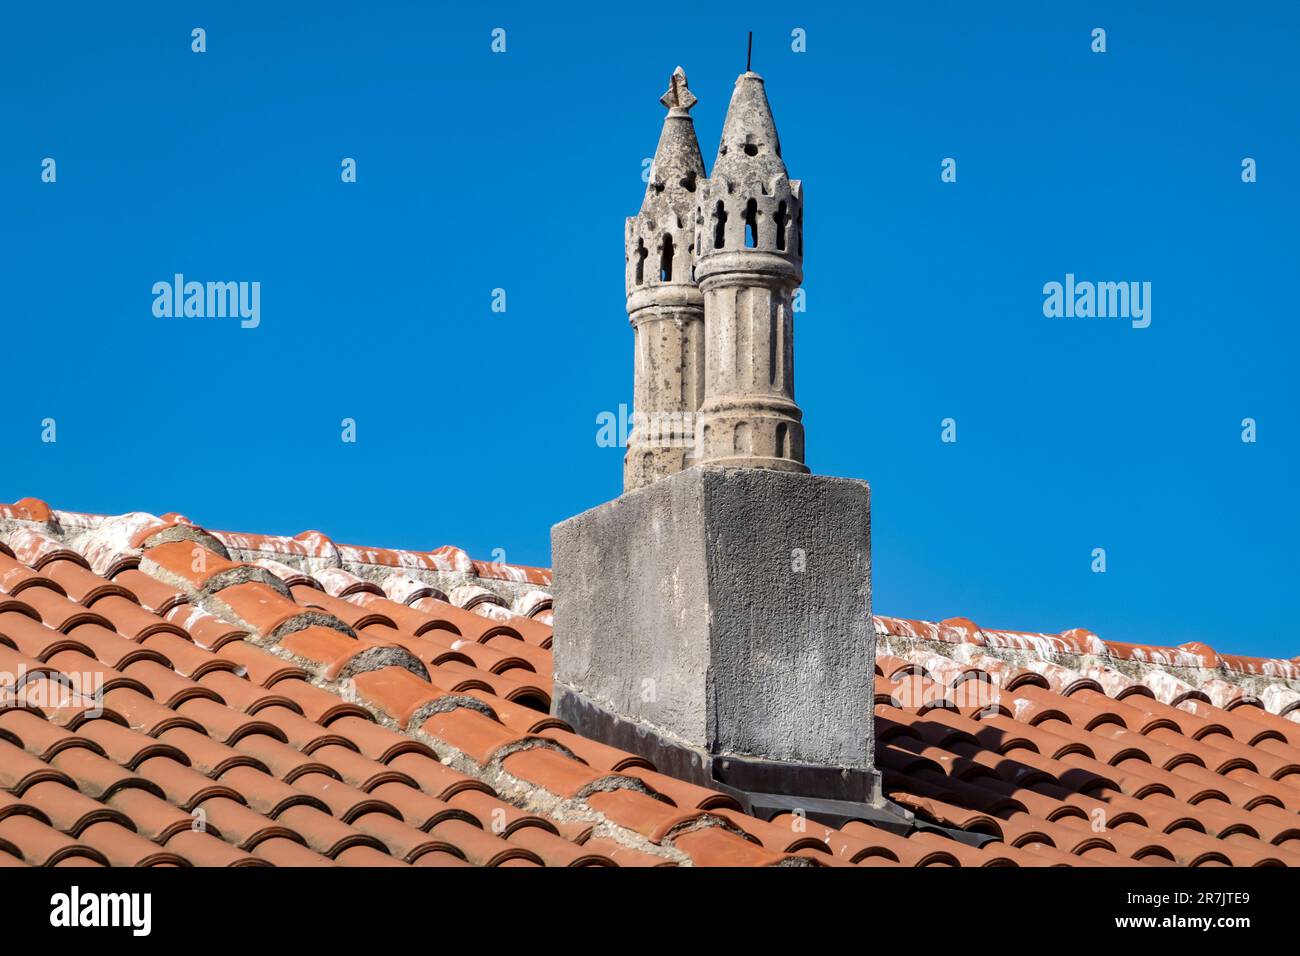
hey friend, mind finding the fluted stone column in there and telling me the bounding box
[623,68,706,493]
[693,71,806,473]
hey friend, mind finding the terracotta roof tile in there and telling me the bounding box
[427,818,540,867]
[0,815,109,866]
[165,829,268,867]
[507,826,615,866]
[385,753,489,801]
[368,781,476,831]
[249,835,333,867]
[3,499,1299,868]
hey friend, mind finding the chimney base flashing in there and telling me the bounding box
[554,683,886,826]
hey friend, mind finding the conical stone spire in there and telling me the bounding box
[692,70,806,472]
[711,70,784,183]
[623,67,707,493]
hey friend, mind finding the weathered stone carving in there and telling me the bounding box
[623,67,706,492]
[693,70,806,472]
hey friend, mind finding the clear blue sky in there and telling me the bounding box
[2,2,1296,656]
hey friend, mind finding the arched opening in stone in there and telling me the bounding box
[634,237,648,285]
[659,234,674,282]
[712,201,728,249]
[774,201,788,252]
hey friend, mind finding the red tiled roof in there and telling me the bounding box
[1,497,1298,867]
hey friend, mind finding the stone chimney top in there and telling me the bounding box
[692,68,805,472]
[631,66,707,257]
[712,71,786,184]
[622,67,707,493]
[660,65,697,115]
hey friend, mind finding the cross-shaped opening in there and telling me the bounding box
[774,201,788,252]
[634,238,648,285]
[712,201,728,249]
[743,198,760,248]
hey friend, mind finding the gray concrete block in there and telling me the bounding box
[551,465,873,770]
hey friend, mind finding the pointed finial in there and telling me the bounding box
[746,32,753,72]
[660,66,697,113]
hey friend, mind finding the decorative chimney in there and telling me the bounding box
[623,68,706,493]
[694,70,805,471]
[553,65,879,824]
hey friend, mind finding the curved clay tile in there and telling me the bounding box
[0,740,80,794]
[110,569,186,614]
[0,554,65,598]
[981,629,1080,656]
[138,633,230,681]
[41,560,134,606]
[1260,684,1300,717]
[212,582,353,643]
[891,673,948,711]
[499,747,623,800]
[312,566,383,599]
[380,572,447,606]
[1199,678,1252,711]
[512,589,553,619]
[902,651,965,687]
[5,527,88,571]
[350,667,452,729]
[1220,654,1300,682]
[290,586,393,632]
[889,790,1004,838]
[290,772,397,823]
[19,587,114,634]
[448,583,507,611]
[449,790,557,838]
[273,804,386,859]
[129,518,225,554]
[421,707,539,766]
[245,706,347,753]
[1073,661,1139,698]
[1139,669,1198,706]
[211,530,337,567]
[1107,641,1207,670]
[873,615,940,641]
[873,677,901,707]
[0,498,54,523]
[1059,628,1108,655]
[300,632,428,685]
[1015,659,1097,696]
[171,699,286,748]
[164,605,247,650]
[506,825,613,866]
[426,818,538,867]
[472,560,553,587]
[269,679,370,725]
[938,617,983,645]
[248,558,319,590]
[62,516,149,577]
[231,735,337,784]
